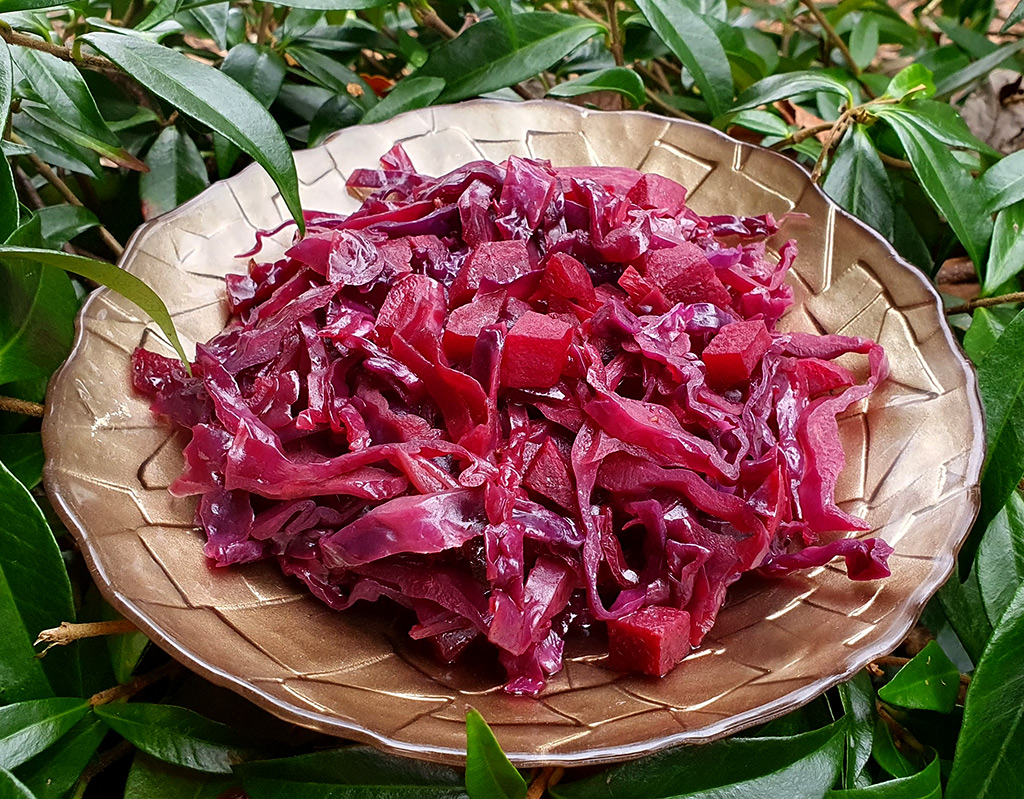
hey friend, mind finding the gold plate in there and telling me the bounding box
[42,100,984,766]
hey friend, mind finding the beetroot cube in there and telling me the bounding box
[524,437,575,510]
[449,240,531,307]
[626,174,688,216]
[703,320,772,388]
[796,357,855,396]
[641,243,731,307]
[542,253,595,304]
[617,265,653,303]
[442,291,506,361]
[607,606,692,677]
[501,311,573,389]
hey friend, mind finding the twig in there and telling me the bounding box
[878,151,912,169]
[945,291,1024,315]
[655,57,682,76]
[0,396,44,417]
[89,660,178,707]
[636,62,672,95]
[605,0,623,66]
[13,134,124,258]
[0,26,118,73]
[644,89,698,122]
[527,767,562,799]
[256,2,274,46]
[799,0,860,76]
[650,60,673,95]
[13,165,44,210]
[877,704,931,756]
[36,620,140,655]
[70,740,135,799]
[768,121,834,150]
[870,655,910,673]
[511,84,534,100]
[810,109,854,182]
[572,1,606,24]
[415,4,458,39]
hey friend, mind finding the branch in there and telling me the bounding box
[810,109,854,182]
[799,0,860,76]
[768,121,834,150]
[36,619,140,655]
[0,27,118,74]
[256,2,274,46]
[643,89,698,122]
[945,291,1024,315]
[89,660,178,707]
[878,151,912,170]
[605,0,624,67]
[414,4,458,39]
[0,396,44,417]
[527,767,564,799]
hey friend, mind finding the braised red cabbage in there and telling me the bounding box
[132,149,891,694]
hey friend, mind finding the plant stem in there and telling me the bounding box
[13,165,44,210]
[605,0,624,66]
[768,121,834,150]
[0,396,44,417]
[256,2,274,46]
[810,109,854,182]
[877,151,912,169]
[89,660,178,707]
[414,3,458,39]
[636,62,672,95]
[799,0,860,76]
[945,291,1024,315]
[70,740,135,799]
[572,1,606,24]
[643,88,698,121]
[36,620,140,655]
[527,767,562,799]
[0,26,117,73]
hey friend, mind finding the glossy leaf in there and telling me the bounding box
[81,33,303,234]
[0,699,90,770]
[977,491,1024,627]
[878,641,960,713]
[189,2,228,50]
[221,43,287,107]
[551,720,845,799]
[634,0,732,117]
[482,0,516,43]
[935,37,1024,99]
[976,308,1024,544]
[883,64,936,100]
[105,610,150,685]
[257,0,393,8]
[547,67,646,108]
[286,47,377,112]
[0,769,32,799]
[946,580,1024,798]
[838,672,874,787]
[465,710,525,799]
[0,246,189,368]
[871,718,915,779]
[0,434,42,489]
[94,703,264,773]
[822,124,894,239]
[0,40,17,244]
[729,71,852,115]
[14,715,106,799]
[982,202,1024,294]
[360,76,445,126]
[963,306,1011,364]
[419,13,604,104]
[124,753,237,799]
[875,107,991,271]
[308,94,362,147]
[1003,0,1024,31]
[981,149,1024,214]
[873,100,997,155]
[731,109,791,137]
[140,127,209,220]
[848,12,878,69]
[29,206,100,250]
[825,755,941,798]
[0,459,79,700]
[938,568,992,664]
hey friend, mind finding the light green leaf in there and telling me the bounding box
[140,127,209,220]
[0,768,32,799]
[81,33,303,235]
[731,109,792,138]
[634,0,732,118]
[1003,0,1024,31]
[935,37,1024,99]
[0,39,17,243]
[838,673,874,787]
[822,124,894,239]
[877,640,960,713]
[419,13,604,104]
[882,64,936,101]
[188,2,228,50]
[26,206,100,250]
[874,100,996,155]
[729,70,852,115]
[977,491,1024,627]
[360,76,445,126]
[983,201,1024,294]
[963,306,1011,363]
[257,0,393,8]
[848,12,878,69]
[982,149,1024,214]
[94,704,264,774]
[466,710,526,799]
[547,67,646,108]
[14,715,106,799]
[0,434,42,489]
[946,579,1024,798]
[124,753,237,799]
[825,756,940,798]
[0,699,89,771]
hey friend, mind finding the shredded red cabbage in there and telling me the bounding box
[132,148,891,693]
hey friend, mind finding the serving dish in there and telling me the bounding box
[43,100,985,766]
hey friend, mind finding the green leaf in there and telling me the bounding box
[104,609,149,685]
[822,124,894,239]
[871,718,915,779]
[256,0,392,8]
[982,149,1024,214]
[221,43,286,107]
[0,39,17,244]
[360,76,445,126]
[848,12,878,70]
[308,94,363,147]
[1002,0,1024,31]
[963,306,1011,363]
[874,100,996,155]
[140,127,209,220]
[0,434,42,489]
[26,206,100,250]
[465,710,526,799]
[935,37,1024,99]
[982,201,1024,294]
[547,67,646,108]
[551,719,846,799]
[976,308,1024,543]
[838,673,874,787]
[124,752,237,799]
[875,108,992,271]
[14,715,106,799]
[825,756,941,797]
[93,704,264,774]
[937,569,992,664]
[0,459,78,701]
[977,491,1024,627]
[419,13,604,104]
[729,70,853,115]
[0,246,189,369]
[946,580,1024,798]
[286,47,377,112]
[482,0,516,44]
[877,640,959,713]
[81,33,303,235]
[0,699,89,771]
[882,64,936,101]
[0,768,32,799]
[730,109,791,138]
[634,0,732,118]
[189,2,228,50]
[12,112,101,177]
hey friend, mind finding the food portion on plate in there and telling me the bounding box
[131,147,891,695]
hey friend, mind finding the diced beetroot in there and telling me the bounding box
[449,240,531,307]
[640,243,732,307]
[443,291,506,361]
[618,265,653,303]
[542,253,595,304]
[626,173,688,216]
[502,296,532,326]
[524,437,576,510]
[796,358,855,396]
[703,320,772,388]
[607,606,692,677]
[375,274,446,347]
[501,311,573,389]
[594,283,629,305]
